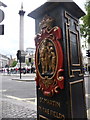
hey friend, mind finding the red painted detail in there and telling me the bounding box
[35,26,64,96]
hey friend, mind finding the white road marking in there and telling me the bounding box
[22,98,36,100]
[87,108,90,118]
[26,98,37,105]
[5,95,23,100]
[86,94,90,98]
[0,90,7,92]
[5,95,36,105]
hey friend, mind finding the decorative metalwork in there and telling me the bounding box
[69,79,85,118]
[39,115,49,120]
[35,15,64,96]
[38,39,57,78]
[39,15,55,32]
[65,11,83,78]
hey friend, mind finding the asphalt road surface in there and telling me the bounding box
[84,76,90,110]
[1,75,36,99]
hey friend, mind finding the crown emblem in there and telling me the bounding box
[39,15,55,31]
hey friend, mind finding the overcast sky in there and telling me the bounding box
[0,0,86,58]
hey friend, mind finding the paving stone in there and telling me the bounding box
[1,97,37,119]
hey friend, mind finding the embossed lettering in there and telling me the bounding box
[38,106,65,119]
[39,97,60,108]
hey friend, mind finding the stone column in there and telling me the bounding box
[19,3,25,51]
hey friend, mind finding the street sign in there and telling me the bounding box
[0,9,4,23]
[21,56,25,63]
[0,1,7,7]
[0,9,4,35]
[0,24,4,35]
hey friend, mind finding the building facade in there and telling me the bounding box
[0,54,10,68]
[25,48,35,67]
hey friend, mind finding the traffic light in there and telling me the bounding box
[21,56,25,63]
[86,49,90,57]
[17,50,21,60]
[29,58,31,62]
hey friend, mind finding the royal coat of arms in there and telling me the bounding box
[35,15,64,96]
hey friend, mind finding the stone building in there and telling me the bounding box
[0,54,10,68]
[25,48,35,67]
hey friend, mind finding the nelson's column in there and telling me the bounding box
[16,3,27,68]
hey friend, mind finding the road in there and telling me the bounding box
[0,74,90,119]
[0,74,37,119]
[2,75,36,98]
[84,76,90,116]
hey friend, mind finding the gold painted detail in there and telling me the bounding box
[39,115,48,120]
[35,15,64,96]
[39,77,54,89]
[70,69,83,78]
[69,79,83,85]
[39,97,60,108]
[38,39,56,75]
[65,11,83,78]
[39,15,55,32]
[38,39,57,80]
[57,69,64,81]
[38,106,65,119]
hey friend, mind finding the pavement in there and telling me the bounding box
[12,73,36,82]
[0,97,37,120]
[1,73,90,119]
[2,73,36,82]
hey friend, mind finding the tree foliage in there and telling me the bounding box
[80,1,90,43]
[26,59,30,66]
[11,61,17,67]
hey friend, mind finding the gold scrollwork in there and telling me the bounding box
[57,69,64,81]
[43,77,54,89]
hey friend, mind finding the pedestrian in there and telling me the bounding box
[16,68,18,74]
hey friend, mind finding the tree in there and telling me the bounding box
[80,1,90,43]
[26,59,30,66]
[11,61,17,67]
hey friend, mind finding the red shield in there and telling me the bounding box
[35,26,64,96]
